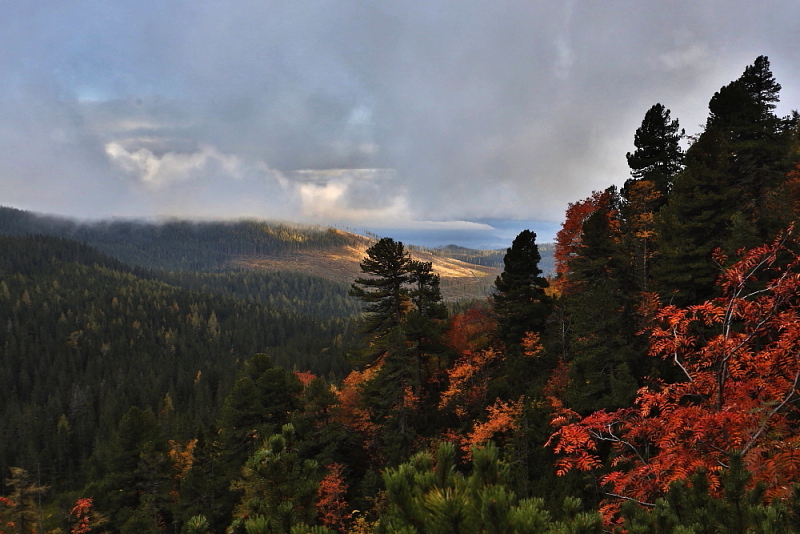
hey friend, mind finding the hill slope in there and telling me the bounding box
[0,206,504,300]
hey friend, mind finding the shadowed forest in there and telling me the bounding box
[2,56,800,533]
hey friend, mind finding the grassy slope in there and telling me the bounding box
[232,231,501,302]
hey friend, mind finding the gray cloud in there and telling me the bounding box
[0,1,798,242]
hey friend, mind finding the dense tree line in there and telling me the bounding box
[0,210,365,272]
[0,235,358,501]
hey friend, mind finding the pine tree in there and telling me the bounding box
[380,442,603,534]
[349,239,449,463]
[621,455,800,533]
[229,424,326,534]
[493,230,551,349]
[625,103,684,199]
[349,238,412,349]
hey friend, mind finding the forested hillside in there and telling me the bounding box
[0,207,508,301]
[2,55,800,534]
[0,235,358,509]
[0,209,359,272]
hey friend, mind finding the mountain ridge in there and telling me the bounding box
[0,206,558,301]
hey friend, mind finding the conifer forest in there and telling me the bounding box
[3,56,800,533]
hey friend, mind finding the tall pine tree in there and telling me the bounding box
[625,103,684,200]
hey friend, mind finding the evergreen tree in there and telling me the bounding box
[349,238,412,350]
[379,442,602,534]
[86,407,173,533]
[707,55,792,232]
[562,210,641,412]
[229,424,327,534]
[625,103,684,200]
[652,129,740,305]
[349,239,449,464]
[3,467,48,534]
[708,55,782,138]
[493,230,551,349]
[621,455,800,533]
[650,57,791,305]
[405,260,449,396]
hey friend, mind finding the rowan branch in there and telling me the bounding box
[741,369,800,456]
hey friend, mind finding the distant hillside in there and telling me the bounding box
[234,233,502,301]
[0,206,556,300]
[0,205,360,271]
[422,242,555,277]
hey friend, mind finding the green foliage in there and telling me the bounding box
[350,237,413,344]
[625,102,684,199]
[652,128,741,305]
[653,56,795,305]
[561,208,642,412]
[349,239,450,464]
[183,514,210,534]
[86,406,173,533]
[229,424,327,534]
[621,455,800,533]
[379,442,602,534]
[493,230,551,348]
[0,233,354,496]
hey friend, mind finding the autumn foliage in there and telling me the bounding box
[438,347,502,418]
[69,498,93,534]
[463,397,523,457]
[549,228,800,520]
[316,463,350,533]
[553,189,618,293]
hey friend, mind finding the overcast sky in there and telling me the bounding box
[1,1,798,246]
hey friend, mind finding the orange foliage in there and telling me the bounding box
[402,385,419,411]
[0,497,12,534]
[69,498,93,534]
[316,463,350,533]
[549,228,800,519]
[332,362,383,439]
[521,332,543,357]
[168,438,197,481]
[464,397,523,457]
[625,180,663,291]
[784,162,800,216]
[445,306,495,355]
[438,348,502,418]
[295,370,317,387]
[553,189,617,293]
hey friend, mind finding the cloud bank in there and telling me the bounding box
[0,1,798,243]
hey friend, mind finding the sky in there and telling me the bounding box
[1,1,799,248]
